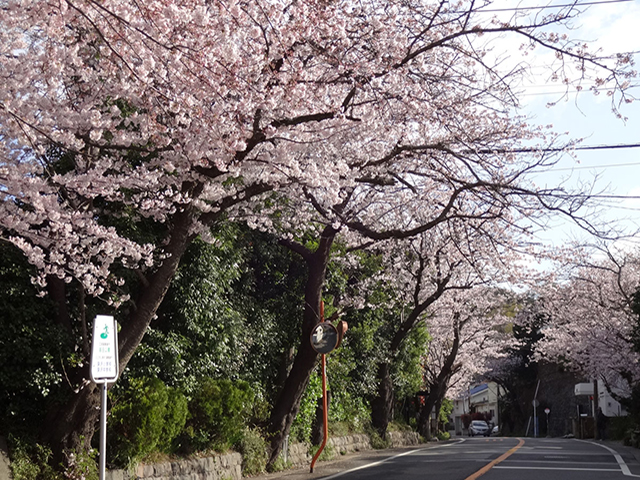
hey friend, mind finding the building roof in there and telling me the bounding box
[469,384,489,396]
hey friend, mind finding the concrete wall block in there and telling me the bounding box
[105,470,124,480]
[153,463,172,477]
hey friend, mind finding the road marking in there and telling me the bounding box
[321,441,465,479]
[499,459,619,465]
[494,466,621,472]
[577,440,640,478]
[464,438,525,480]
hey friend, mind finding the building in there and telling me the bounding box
[452,382,502,435]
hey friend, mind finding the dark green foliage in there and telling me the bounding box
[182,378,254,452]
[126,226,307,407]
[7,435,61,480]
[158,388,189,453]
[393,322,430,400]
[439,398,454,425]
[0,243,73,436]
[108,378,187,467]
[127,236,248,395]
[289,371,322,443]
[235,428,268,475]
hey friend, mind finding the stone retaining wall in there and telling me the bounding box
[286,431,421,467]
[105,452,242,480]
[104,431,421,480]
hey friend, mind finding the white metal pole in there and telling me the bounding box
[533,379,540,438]
[100,382,107,480]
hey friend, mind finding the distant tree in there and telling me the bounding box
[536,247,640,394]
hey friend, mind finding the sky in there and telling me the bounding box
[511,0,640,251]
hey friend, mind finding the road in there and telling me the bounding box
[261,437,640,480]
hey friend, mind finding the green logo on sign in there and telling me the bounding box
[100,325,109,339]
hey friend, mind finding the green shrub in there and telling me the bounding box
[8,436,61,480]
[236,428,267,476]
[183,378,254,452]
[308,444,335,461]
[388,421,413,432]
[63,445,98,480]
[108,377,187,467]
[158,388,189,453]
[368,430,390,450]
[436,431,451,441]
[289,373,322,443]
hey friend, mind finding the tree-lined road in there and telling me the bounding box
[269,438,640,480]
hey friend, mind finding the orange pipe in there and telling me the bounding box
[310,354,328,473]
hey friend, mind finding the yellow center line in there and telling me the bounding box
[465,438,525,480]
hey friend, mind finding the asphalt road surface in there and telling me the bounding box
[261,437,640,480]
[322,437,640,480]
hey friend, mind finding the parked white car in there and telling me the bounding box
[469,420,490,437]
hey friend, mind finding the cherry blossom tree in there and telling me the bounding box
[0,0,636,463]
[348,217,518,439]
[417,287,513,438]
[534,247,640,396]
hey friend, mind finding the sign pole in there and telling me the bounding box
[90,315,119,480]
[310,303,327,473]
[100,382,107,480]
[545,408,550,437]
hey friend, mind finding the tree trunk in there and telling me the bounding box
[419,320,461,439]
[369,278,453,439]
[266,226,336,469]
[42,365,100,465]
[41,209,195,463]
[371,362,394,438]
[435,397,443,434]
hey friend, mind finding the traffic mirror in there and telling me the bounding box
[310,322,339,354]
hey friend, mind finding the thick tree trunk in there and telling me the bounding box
[42,366,100,465]
[371,362,394,438]
[418,320,461,439]
[41,209,195,463]
[266,226,336,469]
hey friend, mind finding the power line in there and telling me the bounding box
[544,161,640,172]
[477,142,640,155]
[470,0,634,13]
[573,143,640,151]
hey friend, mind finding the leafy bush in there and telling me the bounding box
[436,431,451,441]
[235,428,268,475]
[308,444,335,461]
[289,372,322,443]
[183,378,254,452]
[63,445,99,480]
[108,377,187,467]
[158,388,189,453]
[367,429,391,450]
[8,436,61,480]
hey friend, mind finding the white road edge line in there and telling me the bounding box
[576,439,640,478]
[321,440,466,479]
[494,466,621,472]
